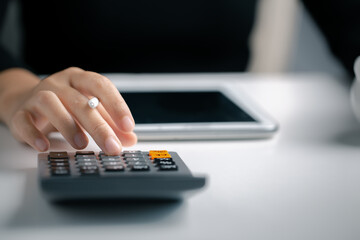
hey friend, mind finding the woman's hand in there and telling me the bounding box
[0,67,137,155]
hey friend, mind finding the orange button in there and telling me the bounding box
[149,150,169,155]
[149,150,171,159]
[150,154,172,159]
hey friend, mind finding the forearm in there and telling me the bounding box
[0,68,41,126]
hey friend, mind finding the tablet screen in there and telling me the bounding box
[120,91,256,124]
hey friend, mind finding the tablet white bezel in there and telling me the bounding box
[111,79,278,140]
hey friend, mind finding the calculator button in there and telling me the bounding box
[101,154,121,158]
[125,158,146,163]
[122,153,143,158]
[49,152,68,159]
[75,151,95,156]
[156,160,175,166]
[98,152,121,158]
[101,156,122,161]
[149,150,170,155]
[76,158,97,162]
[153,158,173,163]
[149,150,169,154]
[104,165,125,172]
[76,158,98,163]
[126,162,147,166]
[130,165,150,171]
[50,166,70,171]
[77,162,98,167]
[80,169,99,175]
[79,166,99,171]
[129,162,148,167]
[102,161,123,166]
[149,153,172,160]
[159,165,178,171]
[127,161,147,166]
[50,162,70,167]
[100,154,121,158]
[48,158,69,163]
[123,157,144,161]
[76,155,97,160]
[123,150,142,154]
[101,160,123,164]
[78,162,98,166]
[51,169,70,176]
[101,155,121,158]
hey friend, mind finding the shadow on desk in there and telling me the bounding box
[6,168,185,228]
[333,128,360,147]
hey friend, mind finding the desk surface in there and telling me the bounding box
[1,73,359,240]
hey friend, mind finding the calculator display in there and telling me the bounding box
[121,91,256,124]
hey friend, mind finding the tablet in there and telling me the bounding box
[115,82,278,140]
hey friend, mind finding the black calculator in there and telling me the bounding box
[38,150,206,201]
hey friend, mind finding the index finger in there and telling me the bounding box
[68,70,135,133]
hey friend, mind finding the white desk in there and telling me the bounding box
[1,73,359,240]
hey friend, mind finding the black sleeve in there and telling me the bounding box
[302,0,360,77]
[0,0,28,72]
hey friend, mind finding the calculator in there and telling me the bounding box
[38,150,206,201]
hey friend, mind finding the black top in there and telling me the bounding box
[0,0,257,74]
[0,0,359,76]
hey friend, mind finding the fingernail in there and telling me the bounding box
[35,138,47,151]
[105,136,121,155]
[74,132,87,148]
[121,116,134,132]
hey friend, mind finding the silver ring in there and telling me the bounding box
[88,97,99,109]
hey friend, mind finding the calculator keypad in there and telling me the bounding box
[122,151,150,171]
[149,151,178,171]
[75,153,99,175]
[46,150,179,176]
[48,152,70,176]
